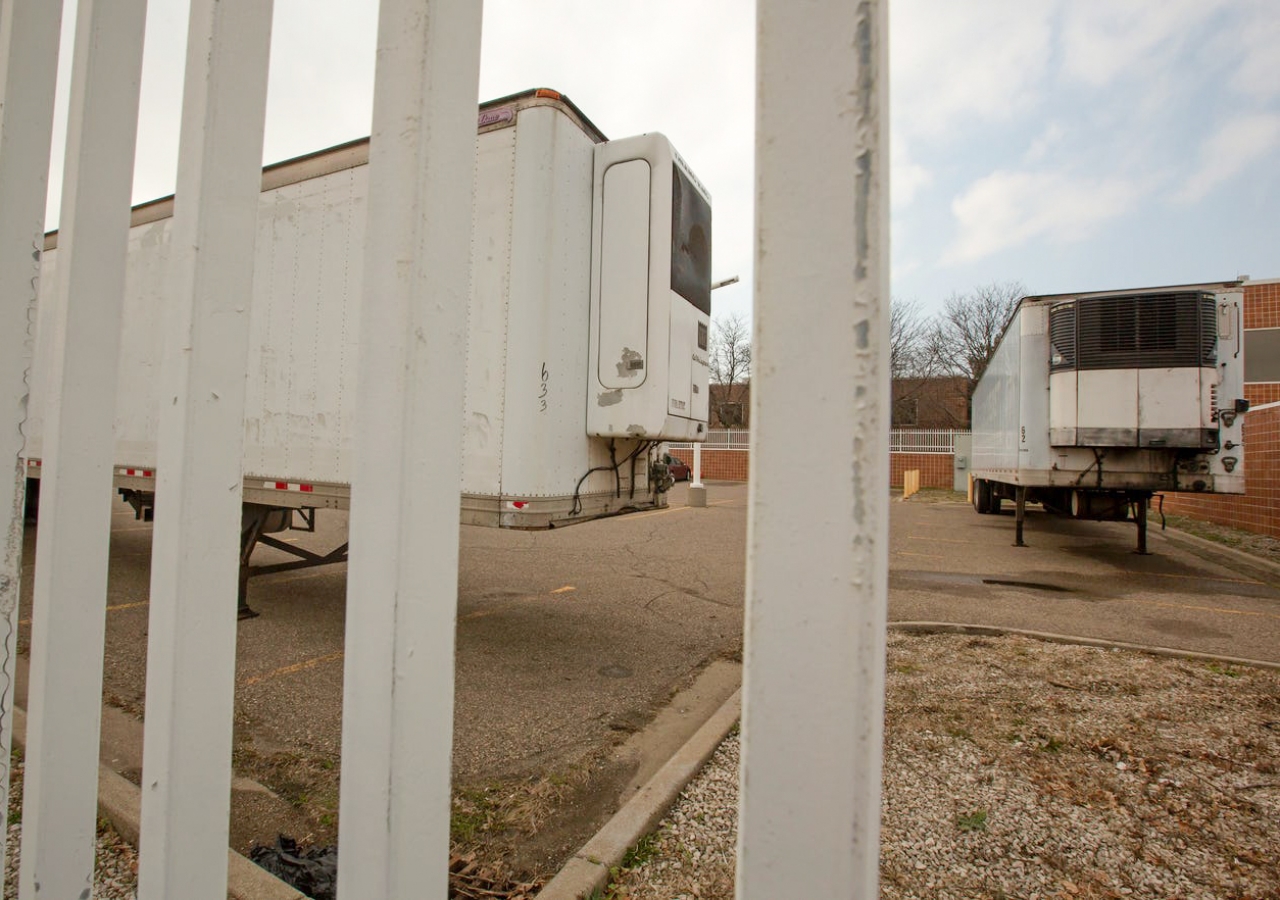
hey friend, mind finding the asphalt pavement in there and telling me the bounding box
[14,479,1280,858]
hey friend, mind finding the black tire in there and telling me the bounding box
[974,479,991,514]
[990,488,1002,515]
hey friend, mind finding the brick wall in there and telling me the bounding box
[890,453,955,489]
[1243,281,1280,404]
[1243,280,1280,329]
[1246,384,1280,406]
[671,448,957,488]
[669,449,750,482]
[1158,404,1280,539]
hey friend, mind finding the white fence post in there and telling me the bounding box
[0,0,64,885]
[738,1,889,898]
[18,1,148,897]
[135,1,274,897]
[336,0,483,897]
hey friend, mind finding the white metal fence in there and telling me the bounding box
[0,1,887,898]
[890,428,968,454]
[667,429,751,451]
[673,428,966,455]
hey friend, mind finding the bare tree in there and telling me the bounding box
[709,312,751,427]
[890,297,931,380]
[927,280,1025,395]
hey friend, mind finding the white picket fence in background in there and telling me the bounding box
[891,428,968,454]
[673,427,967,455]
[0,2,888,899]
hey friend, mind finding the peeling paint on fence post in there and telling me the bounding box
[337,1,483,898]
[0,1,64,888]
[135,2,275,897]
[17,1,148,897]
[738,1,889,898]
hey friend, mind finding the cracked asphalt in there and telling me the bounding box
[19,482,749,786]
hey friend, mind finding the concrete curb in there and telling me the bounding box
[889,621,1280,672]
[534,688,743,900]
[12,707,304,900]
[1156,523,1280,578]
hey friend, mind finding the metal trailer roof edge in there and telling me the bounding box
[1019,279,1249,305]
[43,88,607,251]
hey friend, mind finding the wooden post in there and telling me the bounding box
[336,1,484,897]
[18,2,147,897]
[136,2,274,897]
[738,1,890,897]
[0,0,64,885]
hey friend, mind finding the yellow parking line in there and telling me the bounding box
[254,567,342,586]
[240,650,345,687]
[629,498,738,520]
[459,582,582,621]
[1119,596,1280,621]
[894,550,945,559]
[1137,571,1263,586]
[20,598,149,627]
[909,535,981,545]
[107,600,150,613]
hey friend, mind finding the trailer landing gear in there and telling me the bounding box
[1014,486,1027,547]
[238,505,348,618]
[1133,492,1151,556]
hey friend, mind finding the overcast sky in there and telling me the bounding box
[43,0,1280,329]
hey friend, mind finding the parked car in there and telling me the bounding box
[663,453,691,482]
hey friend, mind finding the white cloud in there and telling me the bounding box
[1059,0,1228,88]
[1177,113,1280,203]
[944,170,1140,264]
[1230,0,1280,99]
[1024,122,1065,164]
[891,135,931,207]
[890,0,1056,138]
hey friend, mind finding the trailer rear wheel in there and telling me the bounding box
[973,478,992,514]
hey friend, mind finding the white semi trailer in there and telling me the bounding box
[969,282,1248,551]
[24,89,712,612]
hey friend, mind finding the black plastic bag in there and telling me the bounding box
[249,835,337,900]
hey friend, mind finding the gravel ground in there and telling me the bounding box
[610,633,1280,900]
[4,755,139,900]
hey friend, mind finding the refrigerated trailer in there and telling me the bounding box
[23,88,712,611]
[969,282,1248,551]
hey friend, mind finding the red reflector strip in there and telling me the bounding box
[117,468,156,478]
[509,501,528,510]
[264,481,315,493]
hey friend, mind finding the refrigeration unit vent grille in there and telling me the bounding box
[1074,292,1216,370]
[1049,304,1076,372]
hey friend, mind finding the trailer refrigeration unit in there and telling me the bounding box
[969,282,1248,552]
[24,89,713,613]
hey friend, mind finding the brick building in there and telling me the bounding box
[709,382,750,428]
[1159,278,1280,538]
[892,375,970,428]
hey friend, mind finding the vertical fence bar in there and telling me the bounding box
[737,1,889,898]
[135,2,274,896]
[0,0,65,885]
[18,1,149,897]
[336,1,483,897]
